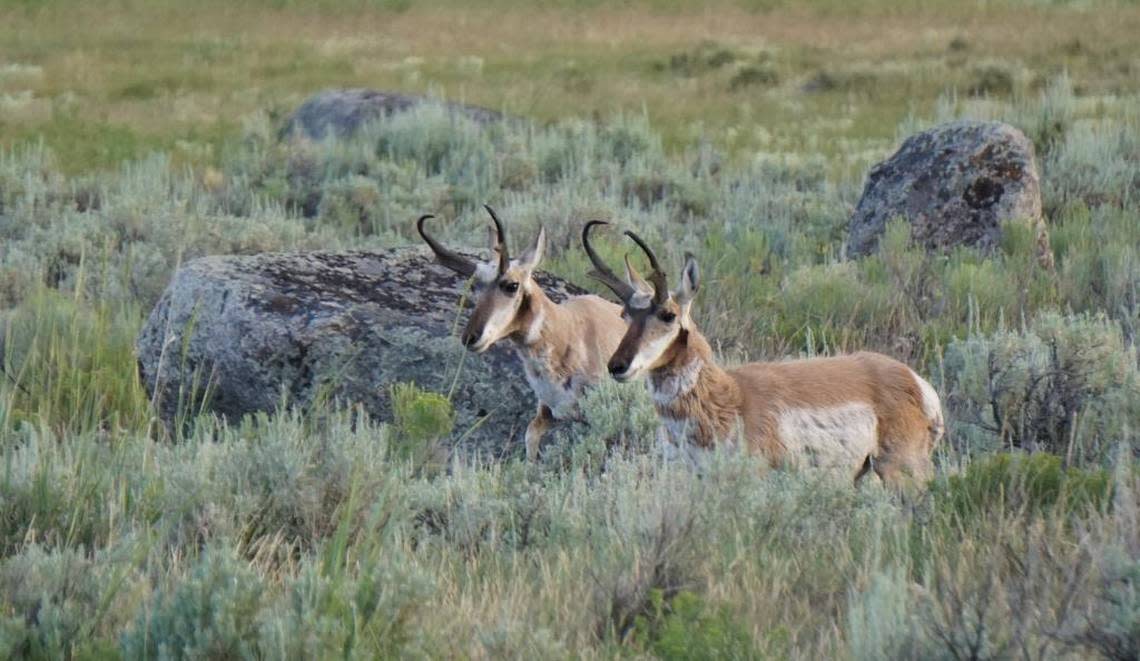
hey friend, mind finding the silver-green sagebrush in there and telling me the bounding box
[0,39,1137,661]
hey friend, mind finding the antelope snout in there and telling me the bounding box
[608,357,630,381]
[461,328,480,350]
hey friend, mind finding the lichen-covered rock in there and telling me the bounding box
[281,89,504,141]
[136,248,584,457]
[847,120,1050,263]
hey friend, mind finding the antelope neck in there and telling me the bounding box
[648,329,715,404]
[512,286,562,352]
[649,354,704,404]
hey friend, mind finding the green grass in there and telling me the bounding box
[2,287,150,437]
[3,0,1140,171]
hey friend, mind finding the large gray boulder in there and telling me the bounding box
[281,89,504,141]
[847,120,1050,263]
[136,248,584,457]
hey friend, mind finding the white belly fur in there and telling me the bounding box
[777,403,877,469]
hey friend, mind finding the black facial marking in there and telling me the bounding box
[623,301,656,322]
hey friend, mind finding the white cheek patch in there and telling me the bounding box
[476,298,520,347]
[777,403,878,470]
[627,326,679,375]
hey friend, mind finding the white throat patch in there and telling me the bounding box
[650,358,703,404]
[523,306,545,345]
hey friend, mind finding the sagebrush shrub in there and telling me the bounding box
[943,312,1140,461]
[262,557,433,659]
[0,544,139,660]
[120,548,266,660]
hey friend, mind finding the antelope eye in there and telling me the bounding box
[500,281,520,295]
[658,310,677,323]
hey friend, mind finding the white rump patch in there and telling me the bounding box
[777,403,877,470]
[909,368,944,437]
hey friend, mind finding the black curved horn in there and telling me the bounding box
[417,214,477,277]
[624,230,669,303]
[483,204,510,275]
[582,221,635,302]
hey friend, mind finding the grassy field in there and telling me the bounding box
[2,0,1140,658]
[3,0,1140,174]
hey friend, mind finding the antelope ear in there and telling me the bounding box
[519,226,546,270]
[674,253,700,307]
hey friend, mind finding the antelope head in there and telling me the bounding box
[583,222,699,382]
[418,205,547,353]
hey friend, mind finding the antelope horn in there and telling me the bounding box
[624,230,669,303]
[582,220,635,302]
[417,214,476,277]
[483,204,510,275]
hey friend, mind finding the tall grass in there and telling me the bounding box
[2,285,149,438]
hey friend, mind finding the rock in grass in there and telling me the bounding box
[847,120,1051,264]
[136,248,583,456]
[281,89,504,141]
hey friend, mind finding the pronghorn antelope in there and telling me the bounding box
[583,222,944,487]
[417,206,627,460]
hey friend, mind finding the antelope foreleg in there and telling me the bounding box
[525,404,554,461]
